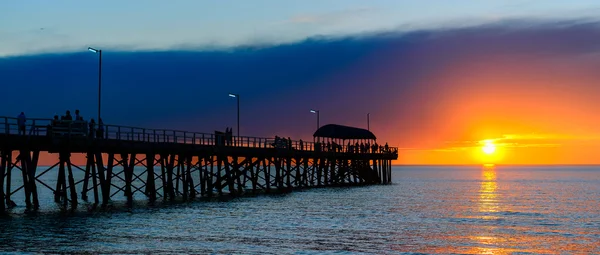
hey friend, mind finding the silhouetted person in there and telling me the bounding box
[88,119,96,138]
[17,112,26,135]
[226,127,232,146]
[96,118,104,139]
[288,137,292,150]
[75,109,83,121]
[385,142,389,152]
[64,110,72,121]
[299,139,304,150]
[47,115,58,136]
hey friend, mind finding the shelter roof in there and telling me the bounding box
[313,124,376,140]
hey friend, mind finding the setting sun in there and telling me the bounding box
[482,141,496,155]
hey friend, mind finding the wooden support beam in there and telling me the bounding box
[234,156,243,194]
[57,151,68,207]
[250,158,258,194]
[18,150,32,208]
[81,152,94,201]
[302,157,309,188]
[294,157,301,187]
[374,159,379,184]
[323,158,330,186]
[264,158,271,193]
[175,155,182,197]
[286,157,292,188]
[198,156,208,197]
[199,157,206,197]
[5,151,14,207]
[166,154,176,201]
[105,153,116,202]
[178,155,186,200]
[95,152,107,206]
[186,155,195,199]
[242,158,248,189]
[145,153,156,202]
[90,155,99,205]
[208,156,214,197]
[159,154,168,199]
[66,153,78,208]
[215,156,223,196]
[0,150,8,211]
[223,156,235,196]
[317,158,323,187]
[274,158,282,190]
[308,159,315,186]
[122,153,135,206]
[382,160,386,184]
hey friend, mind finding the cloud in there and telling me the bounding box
[419,133,600,152]
[289,7,376,25]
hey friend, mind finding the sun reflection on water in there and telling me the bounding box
[479,165,499,218]
[470,165,505,254]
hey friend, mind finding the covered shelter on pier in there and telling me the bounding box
[313,124,379,153]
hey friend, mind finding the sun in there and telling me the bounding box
[482,141,496,155]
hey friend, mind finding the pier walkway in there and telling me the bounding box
[0,116,397,211]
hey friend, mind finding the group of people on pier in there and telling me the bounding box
[13,110,105,138]
[270,136,391,154]
[49,110,105,138]
[317,140,389,153]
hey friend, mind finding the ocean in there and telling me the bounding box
[1,166,598,254]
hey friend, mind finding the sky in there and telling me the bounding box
[2,1,600,165]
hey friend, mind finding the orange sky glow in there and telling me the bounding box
[388,51,600,165]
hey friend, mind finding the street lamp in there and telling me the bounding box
[228,93,239,137]
[367,113,370,131]
[88,47,102,122]
[310,109,320,129]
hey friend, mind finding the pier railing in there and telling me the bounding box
[0,116,398,154]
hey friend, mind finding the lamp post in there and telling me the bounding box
[88,47,102,122]
[228,93,240,137]
[367,113,370,131]
[310,109,320,130]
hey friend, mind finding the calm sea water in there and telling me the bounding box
[1,166,599,254]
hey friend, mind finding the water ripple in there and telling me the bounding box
[1,166,599,254]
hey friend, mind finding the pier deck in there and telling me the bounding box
[0,116,397,211]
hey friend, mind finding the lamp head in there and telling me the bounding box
[310,109,318,114]
[228,93,237,98]
[88,47,99,53]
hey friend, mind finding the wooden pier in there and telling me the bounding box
[0,116,397,212]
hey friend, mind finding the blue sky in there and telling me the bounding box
[2,0,600,57]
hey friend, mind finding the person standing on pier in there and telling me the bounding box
[75,109,83,121]
[17,112,26,135]
[88,119,96,138]
[64,110,73,121]
[97,118,104,139]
